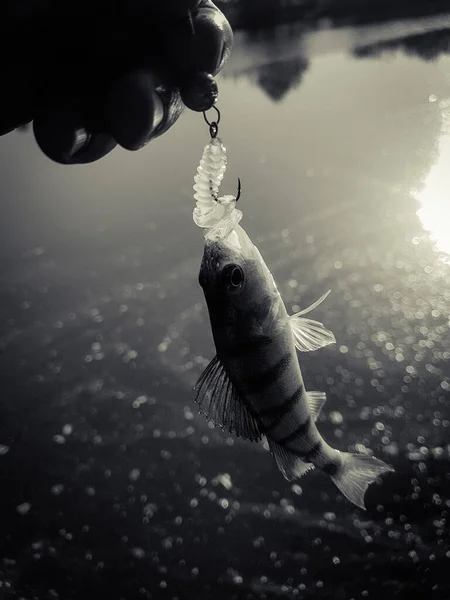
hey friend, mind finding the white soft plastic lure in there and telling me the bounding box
[192,130,394,510]
[193,136,243,241]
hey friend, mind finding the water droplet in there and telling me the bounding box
[329,411,343,425]
[131,547,145,559]
[129,468,141,482]
[51,484,65,496]
[16,502,32,515]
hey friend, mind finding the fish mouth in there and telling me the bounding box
[206,224,254,255]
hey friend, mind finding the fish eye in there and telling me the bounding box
[222,264,244,291]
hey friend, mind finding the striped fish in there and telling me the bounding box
[194,223,394,510]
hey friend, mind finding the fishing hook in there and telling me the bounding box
[203,105,220,138]
[236,177,241,202]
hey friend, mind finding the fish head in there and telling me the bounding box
[198,225,279,344]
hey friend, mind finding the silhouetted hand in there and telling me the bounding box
[1,0,233,164]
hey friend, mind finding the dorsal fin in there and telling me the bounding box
[194,355,262,441]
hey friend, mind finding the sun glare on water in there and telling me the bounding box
[413,111,450,258]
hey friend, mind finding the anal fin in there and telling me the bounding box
[268,438,315,481]
[194,355,262,442]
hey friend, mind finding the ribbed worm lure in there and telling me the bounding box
[193,107,243,241]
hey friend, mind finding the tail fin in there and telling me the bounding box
[330,452,394,510]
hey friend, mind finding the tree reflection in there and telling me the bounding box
[255,57,309,102]
[225,21,450,103]
[353,28,450,61]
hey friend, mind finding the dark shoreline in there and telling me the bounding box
[217,0,450,30]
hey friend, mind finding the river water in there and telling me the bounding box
[0,14,449,600]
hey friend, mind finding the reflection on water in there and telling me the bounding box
[226,16,450,107]
[226,16,450,267]
[254,56,309,101]
[353,24,450,60]
[414,99,450,258]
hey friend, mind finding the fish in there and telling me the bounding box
[192,135,394,510]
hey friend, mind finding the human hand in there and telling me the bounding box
[1,0,233,164]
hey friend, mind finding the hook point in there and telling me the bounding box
[236,177,241,202]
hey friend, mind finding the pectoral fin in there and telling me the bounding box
[306,391,326,422]
[268,438,315,481]
[194,355,262,441]
[289,290,336,352]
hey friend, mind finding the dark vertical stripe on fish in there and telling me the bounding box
[245,352,293,393]
[302,440,322,462]
[276,415,311,445]
[257,384,304,433]
[322,461,339,476]
[218,336,273,361]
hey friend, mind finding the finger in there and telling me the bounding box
[124,0,202,19]
[69,131,118,164]
[163,0,233,82]
[0,68,34,136]
[0,96,33,136]
[105,69,168,151]
[148,85,185,141]
[33,103,117,165]
[0,117,31,137]
[190,0,233,75]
